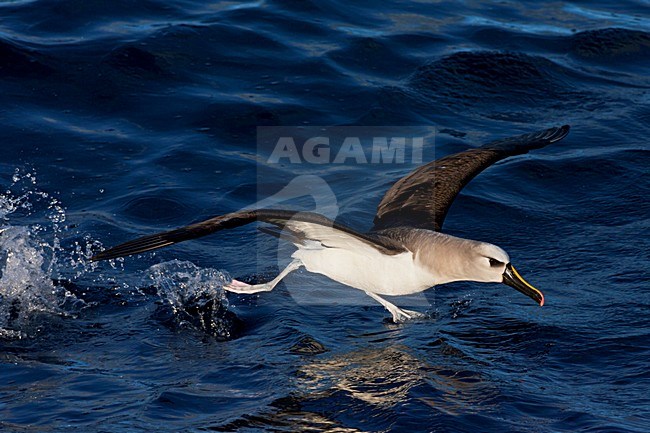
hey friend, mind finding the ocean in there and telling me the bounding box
[0,1,649,431]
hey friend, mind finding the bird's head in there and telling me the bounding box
[464,242,545,306]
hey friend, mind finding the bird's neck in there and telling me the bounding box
[409,231,482,285]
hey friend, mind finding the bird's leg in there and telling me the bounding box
[224,260,303,294]
[364,291,425,323]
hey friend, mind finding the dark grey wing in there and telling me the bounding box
[372,125,570,232]
[92,209,404,261]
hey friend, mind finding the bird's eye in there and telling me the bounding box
[488,258,503,267]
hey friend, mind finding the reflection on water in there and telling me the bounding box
[216,343,501,431]
[297,344,498,412]
[298,346,429,408]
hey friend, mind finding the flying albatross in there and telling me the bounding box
[92,125,570,322]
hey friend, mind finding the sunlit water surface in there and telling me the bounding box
[1,1,649,432]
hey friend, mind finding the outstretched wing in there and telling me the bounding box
[372,125,570,232]
[92,209,405,261]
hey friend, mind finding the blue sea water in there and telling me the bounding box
[1,0,649,431]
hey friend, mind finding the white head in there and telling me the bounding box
[464,240,544,306]
[457,241,511,283]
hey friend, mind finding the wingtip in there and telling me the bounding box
[550,124,571,143]
[483,124,571,153]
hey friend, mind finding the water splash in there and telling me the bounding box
[145,260,236,340]
[0,169,89,339]
[1,169,238,340]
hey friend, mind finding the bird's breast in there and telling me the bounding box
[292,244,436,296]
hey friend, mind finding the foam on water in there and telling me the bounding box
[0,169,86,339]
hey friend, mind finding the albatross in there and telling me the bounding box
[92,125,570,322]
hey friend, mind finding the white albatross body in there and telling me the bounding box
[294,241,432,297]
